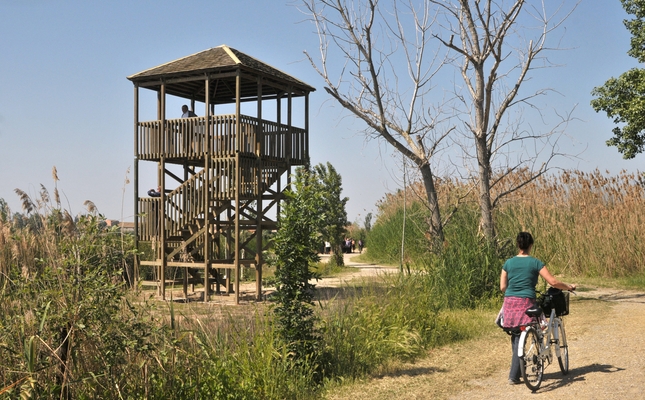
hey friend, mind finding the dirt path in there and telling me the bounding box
[451,288,645,400]
[323,261,645,399]
[314,253,400,287]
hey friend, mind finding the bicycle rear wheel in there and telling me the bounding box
[557,318,569,374]
[520,328,544,391]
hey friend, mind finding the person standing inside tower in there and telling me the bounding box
[181,105,197,118]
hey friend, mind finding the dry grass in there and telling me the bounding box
[377,168,645,279]
[496,169,645,278]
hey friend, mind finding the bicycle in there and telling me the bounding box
[518,288,574,391]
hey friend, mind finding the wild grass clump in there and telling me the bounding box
[421,207,510,309]
[318,279,432,379]
[0,188,153,399]
[316,273,500,385]
[143,308,318,400]
[366,187,506,309]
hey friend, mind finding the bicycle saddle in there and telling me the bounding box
[525,306,543,317]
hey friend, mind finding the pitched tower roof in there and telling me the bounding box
[128,45,315,104]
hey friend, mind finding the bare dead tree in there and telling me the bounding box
[302,0,454,243]
[302,0,579,245]
[429,0,579,241]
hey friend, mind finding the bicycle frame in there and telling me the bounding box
[517,307,563,363]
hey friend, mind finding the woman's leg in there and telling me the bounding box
[509,332,522,382]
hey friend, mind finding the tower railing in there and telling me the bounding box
[136,114,307,162]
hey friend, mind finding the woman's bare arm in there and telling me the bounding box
[539,266,576,291]
[500,269,508,293]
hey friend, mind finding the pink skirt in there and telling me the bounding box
[502,296,536,328]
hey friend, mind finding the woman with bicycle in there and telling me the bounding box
[500,232,576,385]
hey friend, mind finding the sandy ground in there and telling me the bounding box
[159,251,396,303]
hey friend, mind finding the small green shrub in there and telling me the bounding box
[270,167,323,379]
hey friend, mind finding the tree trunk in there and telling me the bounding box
[475,135,495,241]
[331,243,344,266]
[57,324,70,399]
[418,161,444,244]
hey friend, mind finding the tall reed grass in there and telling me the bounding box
[0,188,323,399]
[367,168,645,281]
[496,169,645,278]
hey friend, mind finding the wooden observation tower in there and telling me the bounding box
[128,45,315,303]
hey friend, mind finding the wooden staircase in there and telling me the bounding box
[138,154,287,299]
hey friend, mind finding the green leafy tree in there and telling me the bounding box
[313,162,348,267]
[591,0,645,159]
[271,167,322,367]
[364,212,373,232]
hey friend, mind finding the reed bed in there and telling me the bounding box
[496,169,645,278]
[368,169,645,280]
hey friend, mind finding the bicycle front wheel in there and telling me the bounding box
[520,328,544,391]
[557,318,569,374]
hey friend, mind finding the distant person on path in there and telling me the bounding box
[344,238,352,253]
[181,105,197,118]
[500,231,576,385]
[325,241,331,254]
[358,239,364,253]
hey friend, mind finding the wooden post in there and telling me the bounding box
[305,92,310,161]
[256,77,263,300]
[204,77,211,302]
[183,161,189,299]
[287,87,292,166]
[276,94,282,219]
[160,83,166,300]
[226,206,232,294]
[234,70,241,305]
[133,85,140,287]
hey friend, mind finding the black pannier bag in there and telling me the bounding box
[540,287,569,316]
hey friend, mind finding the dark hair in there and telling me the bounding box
[516,232,534,251]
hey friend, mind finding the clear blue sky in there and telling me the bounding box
[0,0,641,224]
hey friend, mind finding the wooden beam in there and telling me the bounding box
[235,69,241,305]
[204,77,211,303]
[135,71,239,87]
[160,82,167,300]
[133,84,140,287]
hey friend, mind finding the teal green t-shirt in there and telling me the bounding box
[503,256,545,298]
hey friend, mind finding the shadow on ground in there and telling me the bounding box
[537,363,625,393]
